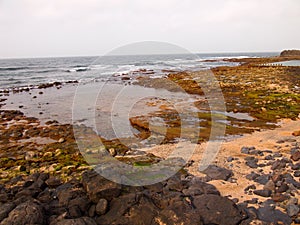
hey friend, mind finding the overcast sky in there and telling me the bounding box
[0,0,299,58]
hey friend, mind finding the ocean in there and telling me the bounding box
[0,52,277,90]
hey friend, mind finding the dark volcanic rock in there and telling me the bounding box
[202,165,233,181]
[257,206,292,224]
[291,151,300,161]
[253,190,272,197]
[245,157,259,168]
[271,159,287,170]
[193,194,243,225]
[56,217,97,225]
[286,204,299,217]
[82,170,121,203]
[0,203,15,221]
[0,201,44,225]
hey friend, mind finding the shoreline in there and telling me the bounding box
[0,54,300,224]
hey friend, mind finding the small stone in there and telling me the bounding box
[227,156,234,162]
[244,184,256,192]
[88,205,96,217]
[95,198,108,215]
[291,151,300,161]
[18,165,26,172]
[109,148,117,157]
[273,152,283,158]
[58,138,65,143]
[264,180,275,191]
[264,155,274,160]
[43,152,53,158]
[286,204,299,217]
[246,172,260,181]
[287,198,298,205]
[291,163,300,170]
[294,171,300,177]
[25,151,36,160]
[55,149,63,157]
[45,177,62,188]
[253,190,272,197]
[271,193,288,202]
[246,198,258,204]
[202,165,233,181]
[245,157,259,169]
[292,130,300,136]
[271,159,286,170]
[277,183,289,193]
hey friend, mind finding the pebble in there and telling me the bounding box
[95,198,108,215]
[263,180,275,191]
[291,151,300,161]
[227,156,234,162]
[58,138,65,143]
[253,190,272,197]
[43,152,53,158]
[109,148,117,157]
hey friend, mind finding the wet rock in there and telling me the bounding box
[95,198,108,216]
[0,201,44,225]
[202,165,233,181]
[81,170,121,203]
[193,194,243,225]
[253,190,272,197]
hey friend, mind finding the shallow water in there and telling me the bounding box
[3,82,205,139]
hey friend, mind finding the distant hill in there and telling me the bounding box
[280,49,300,57]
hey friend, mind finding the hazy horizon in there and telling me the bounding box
[0,50,281,60]
[0,0,299,58]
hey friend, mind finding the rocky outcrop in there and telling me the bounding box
[280,50,300,57]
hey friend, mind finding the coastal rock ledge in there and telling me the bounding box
[280,49,300,57]
[0,169,296,225]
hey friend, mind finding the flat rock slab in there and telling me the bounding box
[202,165,233,181]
